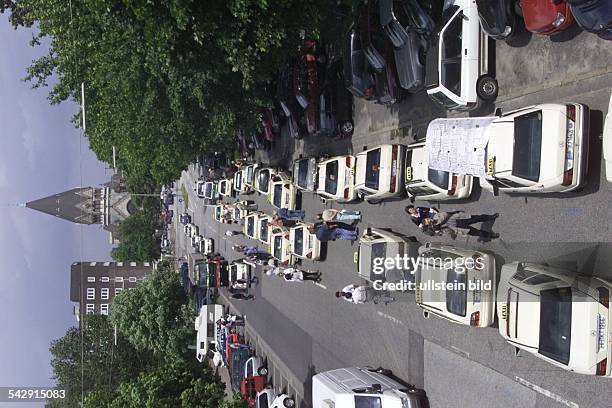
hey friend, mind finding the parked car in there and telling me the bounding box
[241,376,267,407]
[230,346,252,390]
[520,0,574,35]
[355,144,406,202]
[277,62,306,139]
[229,260,252,291]
[269,226,294,265]
[261,108,281,142]
[425,0,498,110]
[218,178,234,198]
[234,168,252,194]
[497,261,612,376]
[289,223,322,261]
[316,155,358,203]
[179,212,192,225]
[312,367,428,408]
[195,180,206,198]
[244,163,260,192]
[254,168,278,195]
[292,157,318,192]
[356,227,419,284]
[269,171,298,210]
[604,92,612,182]
[256,389,295,408]
[414,242,496,327]
[476,0,522,41]
[198,237,214,255]
[203,181,218,201]
[257,214,273,246]
[293,40,325,135]
[481,103,590,194]
[245,356,268,378]
[343,26,378,101]
[566,0,612,40]
[318,71,355,138]
[404,141,473,200]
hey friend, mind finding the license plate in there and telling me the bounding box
[406,166,413,181]
[500,304,507,320]
[353,252,358,263]
[415,288,422,304]
[487,158,495,175]
[391,160,397,176]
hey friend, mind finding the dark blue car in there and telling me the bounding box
[566,0,612,40]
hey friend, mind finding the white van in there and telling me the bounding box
[195,304,224,363]
[312,367,427,408]
[425,0,497,110]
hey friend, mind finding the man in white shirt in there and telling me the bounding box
[335,285,396,305]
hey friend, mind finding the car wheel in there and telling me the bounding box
[340,121,354,137]
[283,398,296,408]
[257,366,268,376]
[476,75,499,101]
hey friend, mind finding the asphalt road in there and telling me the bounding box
[174,27,612,408]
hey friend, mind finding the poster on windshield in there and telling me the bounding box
[426,117,496,179]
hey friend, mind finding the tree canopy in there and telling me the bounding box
[111,209,161,262]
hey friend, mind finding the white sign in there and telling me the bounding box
[426,117,496,179]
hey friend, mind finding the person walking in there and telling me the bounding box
[275,208,305,220]
[309,222,358,242]
[280,268,321,282]
[335,284,396,305]
[236,201,258,211]
[225,230,243,237]
[319,208,361,223]
[423,213,500,239]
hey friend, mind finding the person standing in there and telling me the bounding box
[405,205,438,227]
[310,222,358,242]
[335,284,396,305]
[423,213,500,239]
[319,208,361,223]
[280,267,321,282]
[275,208,305,220]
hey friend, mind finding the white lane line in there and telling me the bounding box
[376,311,405,325]
[515,376,579,408]
[314,282,327,290]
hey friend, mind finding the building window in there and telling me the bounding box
[100,304,109,315]
[130,262,137,267]
[144,262,150,267]
[115,287,123,296]
[101,288,109,300]
[117,262,123,267]
[104,262,110,266]
[87,277,95,283]
[129,277,137,283]
[86,304,95,314]
[87,288,95,300]
[101,277,110,283]
[89,262,97,266]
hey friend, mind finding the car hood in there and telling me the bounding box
[568,0,612,32]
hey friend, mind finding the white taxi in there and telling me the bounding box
[404,142,473,200]
[254,167,278,195]
[481,103,589,194]
[244,212,266,240]
[256,214,273,246]
[244,163,260,191]
[497,262,612,377]
[218,178,234,198]
[198,237,214,255]
[233,168,252,194]
[414,242,496,327]
[269,226,294,265]
[289,223,321,261]
[316,155,357,203]
[292,157,318,192]
[269,171,298,210]
[355,144,406,203]
[228,260,252,291]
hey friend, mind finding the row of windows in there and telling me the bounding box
[86,276,138,283]
[86,304,109,315]
[84,262,150,267]
[86,287,125,300]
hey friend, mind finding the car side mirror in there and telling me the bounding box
[422,310,430,319]
[514,347,521,356]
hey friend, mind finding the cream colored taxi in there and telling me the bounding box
[289,223,321,261]
[244,211,266,240]
[254,167,278,195]
[256,213,273,246]
[497,262,612,377]
[244,163,259,191]
[355,144,406,203]
[269,171,298,210]
[218,178,233,198]
[481,103,589,194]
[414,242,496,327]
[404,142,473,201]
[269,225,294,265]
[316,155,357,203]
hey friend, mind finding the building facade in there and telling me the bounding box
[70,261,154,320]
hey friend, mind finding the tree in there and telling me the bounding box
[4,0,329,190]
[110,211,160,262]
[109,267,194,362]
[47,315,148,408]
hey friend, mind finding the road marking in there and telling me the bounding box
[515,376,579,408]
[314,282,327,290]
[449,345,470,358]
[376,311,404,326]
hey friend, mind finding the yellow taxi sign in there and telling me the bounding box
[405,166,413,181]
[500,304,508,320]
[353,252,358,263]
[415,287,422,304]
[487,157,495,175]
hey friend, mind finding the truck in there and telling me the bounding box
[195,304,224,363]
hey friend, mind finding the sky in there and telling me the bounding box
[0,12,114,398]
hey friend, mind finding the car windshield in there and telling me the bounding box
[325,161,339,194]
[273,184,283,208]
[204,183,212,196]
[512,111,543,182]
[273,236,283,259]
[246,166,254,184]
[295,160,310,189]
[220,182,226,194]
[234,172,242,190]
[260,219,269,242]
[441,11,462,96]
[293,228,305,256]
[428,168,450,189]
[355,396,382,408]
[538,287,572,365]
[258,170,270,193]
[364,149,381,190]
[446,267,467,317]
[247,218,255,237]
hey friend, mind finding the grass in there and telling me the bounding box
[180,184,189,210]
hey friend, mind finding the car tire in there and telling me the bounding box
[340,121,354,137]
[476,75,499,101]
[283,398,296,408]
[257,366,268,376]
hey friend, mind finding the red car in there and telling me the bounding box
[293,40,322,135]
[240,376,267,407]
[261,108,280,142]
[520,0,574,35]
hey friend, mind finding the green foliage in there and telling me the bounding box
[6,0,329,190]
[109,268,195,362]
[111,210,160,262]
[47,315,148,408]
